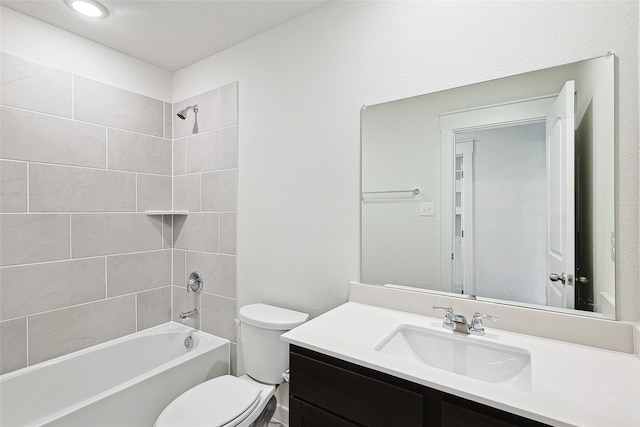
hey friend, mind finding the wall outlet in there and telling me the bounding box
[420,202,434,216]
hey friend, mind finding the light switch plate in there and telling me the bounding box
[420,202,434,216]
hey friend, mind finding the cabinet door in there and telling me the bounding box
[290,350,423,427]
[290,397,358,427]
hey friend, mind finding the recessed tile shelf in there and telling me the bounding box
[144,210,189,216]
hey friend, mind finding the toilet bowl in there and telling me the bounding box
[155,304,308,427]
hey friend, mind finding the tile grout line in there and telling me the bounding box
[170,101,175,323]
[105,127,109,170]
[25,316,30,367]
[1,249,172,269]
[135,173,138,212]
[1,105,169,140]
[1,291,161,322]
[134,293,138,332]
[13,159,172,177]
[69,215,73,259]
[26,162,30,213]
[105,256,108,301]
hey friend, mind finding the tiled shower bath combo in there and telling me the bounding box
[0,52,239,375]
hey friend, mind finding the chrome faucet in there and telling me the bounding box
[179,309,199,322]
[433,306,496,335]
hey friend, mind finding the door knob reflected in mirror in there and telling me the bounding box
[549,273,573,285]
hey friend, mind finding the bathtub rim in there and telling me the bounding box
[0,322,230,426]
[1,321,228,381]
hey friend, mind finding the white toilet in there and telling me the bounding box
[155,303,309,427]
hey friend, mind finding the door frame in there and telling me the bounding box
[439,95,557,295]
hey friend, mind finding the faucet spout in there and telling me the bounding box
[179,309,199,322]
[432,307,497,335]
[451,314,470,334]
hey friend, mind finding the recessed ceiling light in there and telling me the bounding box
[64,0,109,18]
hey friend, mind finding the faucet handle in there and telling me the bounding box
[433,306,454,314]
[470,312,497,335]
[432,306,455,324]
[473,312,497,321]
[186,271,203,293]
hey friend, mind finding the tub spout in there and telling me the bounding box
[179,309,199,322]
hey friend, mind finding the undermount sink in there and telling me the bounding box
[375,325,532,391]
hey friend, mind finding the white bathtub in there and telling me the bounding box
[0,322,230,427]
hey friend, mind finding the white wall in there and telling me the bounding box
[173,0,639,320]
[0,6,171,101]
[361,97,443,290]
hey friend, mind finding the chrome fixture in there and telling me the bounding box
[186,270,203,293]
[361,188,420,196]
[179,309,199,322]
[176,104,199,134]
[549,272,573,285]
[432,306,497,335]
[64,0,109,18]
[176,104,198,119]
[184,336,194,349]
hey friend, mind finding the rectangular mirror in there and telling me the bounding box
[361,55,615,318]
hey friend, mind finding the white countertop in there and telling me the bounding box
[282,302,640,427]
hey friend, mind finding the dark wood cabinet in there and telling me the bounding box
[290,398,359,427]
[290,345,548,427]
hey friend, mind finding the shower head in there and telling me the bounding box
[177,104,198,120]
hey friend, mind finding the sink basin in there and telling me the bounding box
[375,325,532,390]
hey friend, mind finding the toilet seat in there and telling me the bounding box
[155,375,262,427]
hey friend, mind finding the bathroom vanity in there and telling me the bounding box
[290,345,544,426]
[282,293,640,427]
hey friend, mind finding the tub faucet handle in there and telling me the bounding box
[186,271,203,293]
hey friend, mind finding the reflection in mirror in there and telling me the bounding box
[361,55,615,319]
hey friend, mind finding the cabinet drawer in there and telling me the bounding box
[290,352,423,427]
[290,397,358,427]
[442,401,516,427]
[440,399,548,427]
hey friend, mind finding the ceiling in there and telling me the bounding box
[1,0,330,71]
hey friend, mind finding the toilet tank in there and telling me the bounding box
[238,304,309,385]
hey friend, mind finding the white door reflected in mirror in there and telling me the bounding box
[546,80,576,309]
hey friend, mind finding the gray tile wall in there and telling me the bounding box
[172,83,239,373]
[0,53,173,373]
[0,53,239,376]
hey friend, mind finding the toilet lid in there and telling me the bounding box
[238,303,309,330]
[155,375,261,427]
